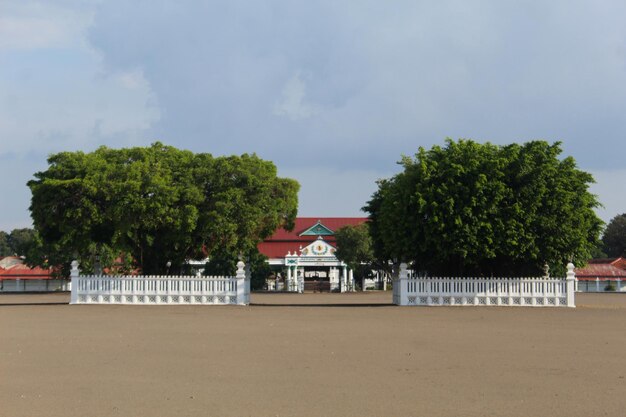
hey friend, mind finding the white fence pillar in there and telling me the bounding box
[70,260,80,304]
[566,262,576,308]
[397,263,409,305]
[235,261,250,304]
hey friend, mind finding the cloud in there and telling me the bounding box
[280,166,398,217]
[2,0,626,228]
[589,169,626,224]
[0,1,96,51]
[84,1,626,171]
[115,68,151,90]
[0,1,160,156]
[273,72,319,121]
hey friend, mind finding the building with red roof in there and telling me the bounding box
[0,256,52,279]
[0,256,68,292]
[575,258,626,292]
[258,217,368,292]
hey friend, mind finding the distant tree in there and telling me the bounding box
[203,247,271,290]
[602,214,626,257]
[364,139,603,276]
[0,228,38,258]
[247,251,273,291]
[0,231,11,257]
[590,243,608,259]
[8,228,36,257]
[334,223,375,284]
[28,143,299,275]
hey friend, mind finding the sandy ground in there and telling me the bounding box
[1,292,625,417]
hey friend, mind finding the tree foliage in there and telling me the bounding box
[0,228,37,258]
[334,223,375,280]
[28,143,299,275]
[364,139,603,276]
[0,231,11,257]
[601,214,626,258]
[203,247,271,290]
[7,228,36,257]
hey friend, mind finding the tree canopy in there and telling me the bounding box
[601,213,626,258]
[0,228,37,258]
[28,143,299,275]
[334,223,375,281]
[364,139,603,276]
[203,246,272,291]
[0,231,11,257]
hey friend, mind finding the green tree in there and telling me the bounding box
[28,143,299,275]
[0,231,11,257]
[0,228,38,258]
[601,214,626,257]
[334,223,375,284]
[8,228,36,257]
[203,247,272,290]
[364,139,603,276]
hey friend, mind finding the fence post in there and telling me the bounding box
[391,262,399,305]
[397,263,409,306]
[566,262,576,308]
[236,260,249,305]
[70,260,80,304]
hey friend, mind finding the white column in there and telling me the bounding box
[298,267,304,293]
[341,266,347,293]
[348,269,354,292]
[70,260,80,304]
[287,265,292,291]
[566,262,576,308]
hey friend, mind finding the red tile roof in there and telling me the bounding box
[0,257,54,280]
[258,217,368,259]
[576,258,626,280]
[266,217,367,241]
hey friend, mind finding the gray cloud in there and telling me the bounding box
[1,0,625,229]
[87,1,626,171]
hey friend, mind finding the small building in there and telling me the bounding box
[258,217,367,292]
[0,256,68,292]
[575,258,626,292]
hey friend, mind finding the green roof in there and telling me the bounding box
[299,220,334,236]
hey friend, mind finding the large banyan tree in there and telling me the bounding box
[364,139,603,277]
[28,142,299,275]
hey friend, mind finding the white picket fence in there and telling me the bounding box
[393,263,576,308]
[70,260,250,305]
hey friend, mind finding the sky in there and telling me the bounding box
[1,0,625,231]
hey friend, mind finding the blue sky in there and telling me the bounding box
[1,0,625,231]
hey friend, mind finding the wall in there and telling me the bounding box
[0,279,70,292]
